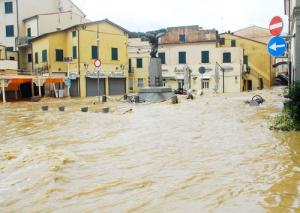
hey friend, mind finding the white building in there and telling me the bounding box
[0,45,18,73]
[285,0,300,84]
[158,26,243,93]
[0,0,88,73]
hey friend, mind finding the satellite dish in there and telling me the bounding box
[199,67,206,75]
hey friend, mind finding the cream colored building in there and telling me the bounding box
[128,38,150,93]
[159,26,243,93]
[0,0,88,74]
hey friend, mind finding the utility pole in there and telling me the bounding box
[97,23,100,103]
[216,62,225,93]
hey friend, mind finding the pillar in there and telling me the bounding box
[2,79,6,103]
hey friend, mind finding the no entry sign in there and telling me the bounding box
[269,16,283,36]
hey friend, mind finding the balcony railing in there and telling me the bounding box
[16,36,36,47]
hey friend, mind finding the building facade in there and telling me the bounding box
[219,33,274,91]
[128,38,150,93]
[285,0,300,84]
[158,26,244,93]
[30,19,129,97]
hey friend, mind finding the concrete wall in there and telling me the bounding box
[160,25,217,44]
[234,26,271,44]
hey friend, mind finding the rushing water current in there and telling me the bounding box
[0,88,300,212]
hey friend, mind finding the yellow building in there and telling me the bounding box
[30,19,129,97]
[219,33,275,91]
[128,38,150,93]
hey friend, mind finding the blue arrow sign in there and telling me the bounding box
[267,36,287,57]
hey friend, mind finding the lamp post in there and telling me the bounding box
[216,62,225,93]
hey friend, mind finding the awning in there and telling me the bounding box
[45,77,65,84]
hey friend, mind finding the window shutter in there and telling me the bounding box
[111,48,118,60]
[42,50,47,62]
[91,46,98,59]
[73,46,77,59]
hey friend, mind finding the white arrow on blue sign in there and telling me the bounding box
[267,36,287,57]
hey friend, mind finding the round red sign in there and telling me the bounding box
[94,59,101,68]
[269,16,283,36]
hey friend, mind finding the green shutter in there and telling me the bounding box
[231,40,236,47]
[137,58,143,68]
[201,51,209,63]
[5,2,13,13]
[28,54,32,63]
[223,52,231,63]
[129,59,132,72]
[35,52,38,64]
[91,46,98,59]
[158,52,165,64]
[6,25,14,37]
[179,34,185,43]
[27,28,31,37]
[72,46,77,59]
[111,48,118,60]
[56,49,64,61]
[179,52,186,64]
[243,55,248,66]
[42,50,47,62]
[72,31,77,37]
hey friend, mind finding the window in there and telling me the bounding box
[136,58,143,68]
[243,55,248,66]
[72,46,77,59]
[179,34,185,43]
[42,50,47,62]
[72,31,77,37]
[129,59,132,73]
[223,52,231,63]
[178,51,186,64]
[138,78,144,88]
[220,38,225,45]
[111,48,118,60]
[27,28,31,37]
[28,53,32,63]
[231,40,236,47]
[55,49,64,61]
[201,51,209,63]
[4,2,13,14]
[202,79,210,89]
[34,52,38,64]
[5,47,13,51]
[5,25,14,37]
[9,56,15,60]
[158,52,166,64]
[91,46,98,59]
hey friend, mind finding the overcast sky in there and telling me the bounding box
[72,0,287,33]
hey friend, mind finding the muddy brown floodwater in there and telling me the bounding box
[0,88,300,212]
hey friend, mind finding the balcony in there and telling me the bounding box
[16,36,36,48]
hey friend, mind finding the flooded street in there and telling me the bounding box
[0,88,300,212]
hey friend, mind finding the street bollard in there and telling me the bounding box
[58,106,65,112]
[102,107,110,113]
[81,107,88,112]
[134,96,139,103]
[42,106,48,111]
[172,96,178,104]
[124,94,128,100]
[102,96,107,103]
